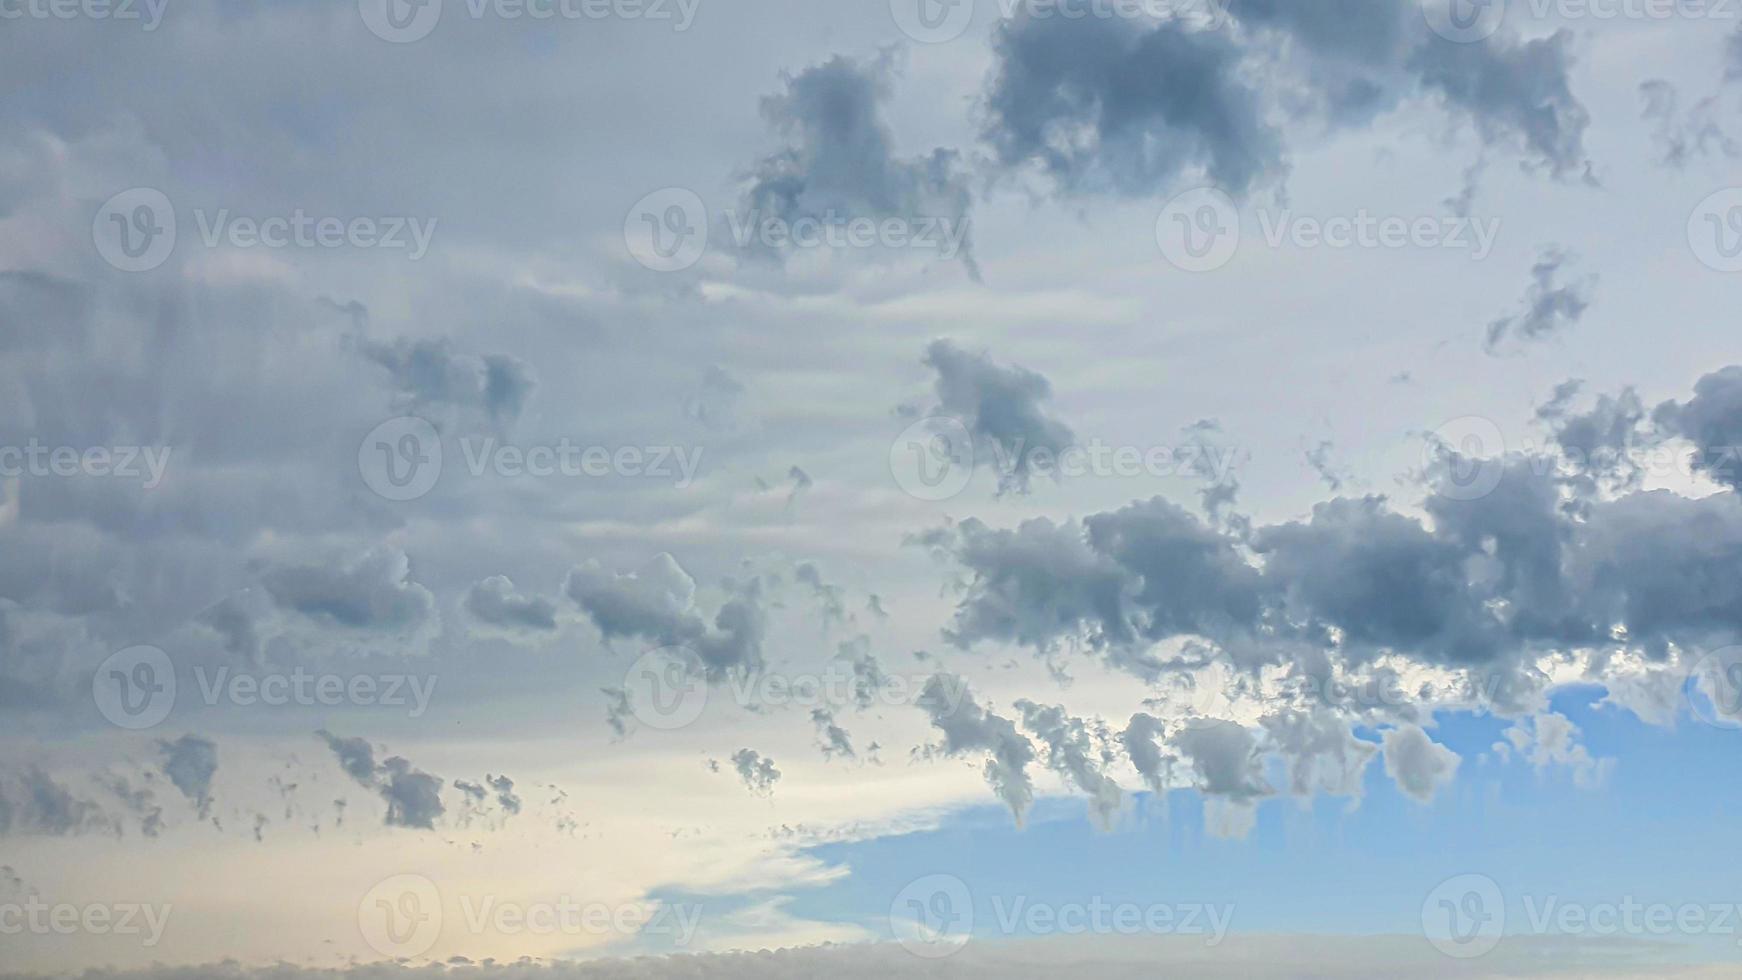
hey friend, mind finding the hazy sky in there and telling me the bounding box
[2,1,1742,976]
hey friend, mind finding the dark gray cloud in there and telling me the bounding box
[1485,249,1594,352]
[1121,713,1172,797]
[315,731,378,787]
[1408,31,1591,179]
[923,340,1076,495]
[811,707,856,761]
[487,774,521,816]
[730,748,780,797]
[158,735,218,819]
[982,12,1281,197]
[1654,366,1742,491]
[741,53,977,275]
[0,767,106,837]
[378,756,445,830]
[357,337,535,428]
[565,555,767,678]
[260,548,437,635]
[916,674,1035,823]
[464,575,561,640]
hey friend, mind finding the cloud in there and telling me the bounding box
[0,767,107,837]
[565,555,767,678]
[1496,711,1611,788]
[922,340,1076,495]
[158,735,219,819]
[1653,365,1742,491]
[315,730,379,786]
[916,674,1036,823]
[982,12,1281,197]
[357,337,535,428]
[741,53,977,276]
[1485,249,1594,352]
[1408,31,1591,179]
[730,748,780,797]
[1016,700,1122,827]
[260,548,438,639]
[463,575,561,641]
[1381,724,1459,803]
[378,756,445,830]
[811,707,856,761]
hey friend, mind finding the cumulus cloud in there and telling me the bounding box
[357,337,535,428]
[982,12,1281,197]
[1485,249,1595,352]
[916,674,1036,823]
[260,548,438,642]
[463,575,561,641]
[811,708,856,761]
[565,555,767,678]
[730,748,780,797]
[921,340,1075,495]
[1016,700,1122,827]
[1381,724,1460,803]
[158,735,219,819]
[315,731,447,830]
[1654,366,1742,491]
[741,53,977,276]
[0,767,107,837]
[1496,711,1611,788]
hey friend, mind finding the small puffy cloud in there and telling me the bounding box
[357,336,535,428]
[158,735,218,819]
[1016,700,1122,827]
[1654,365,1742,491]
[260,547,438,640]
[463,575,561,641]
[378,757,445,830]
[730,749,780,797]
[565,555,767,678]
[923,340,1075,495]
[1381,724,1460,804]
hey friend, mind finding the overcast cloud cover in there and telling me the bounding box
[2,0,1742,975]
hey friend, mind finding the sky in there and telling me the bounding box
[2,0,1742,977]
